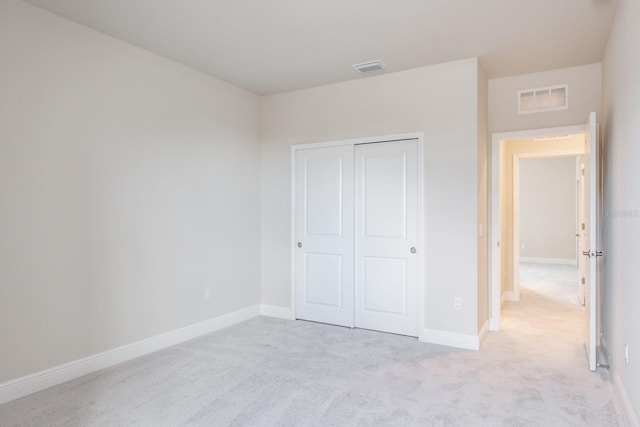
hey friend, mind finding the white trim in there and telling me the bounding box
[613,371,640,427]
[0,305,260,405]
[420,328,481,351]
[490,124,587,332]
[290,132,425,340]
[520,257,577,266]
[478,320,490,349]
[501,291,518,306]
[290,147,297,321]
[290,132,422,151]
[490,135,502,331]
[260,304,295,320]
[512,155,521,302]
[417,137,425,342]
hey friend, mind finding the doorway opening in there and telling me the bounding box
[489,124,587,333]
[491,114,602,371]
[514,153,584,308]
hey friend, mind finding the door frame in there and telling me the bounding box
[490,125,586,331]
[290,132,425,340]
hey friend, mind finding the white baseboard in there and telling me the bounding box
[502,291,518,305]
[478,320,490,349]
[613,371,639,427]
[420,327,481,351]
[520,257,577,266]
[260,304,295,320]
[0,304,261,405]
[489,317,499,332]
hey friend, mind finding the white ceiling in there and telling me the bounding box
[24,0,618,95]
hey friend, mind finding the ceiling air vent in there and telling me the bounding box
[518,84,568,114]
[353,60,385,73]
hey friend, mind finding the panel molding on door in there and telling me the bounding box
[355,139,420,337]
[294,145,354,327]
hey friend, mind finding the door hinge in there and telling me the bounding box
[581,277,586,285]
[582,223,586,230]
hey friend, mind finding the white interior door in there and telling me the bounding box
[354,140,419,337]
[578,159,586,306]
[295,146,354,327]
[575,159,581,304]
[583,112,601,371]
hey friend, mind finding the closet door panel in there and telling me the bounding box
[355,140,419,337]
[294,146,354,327]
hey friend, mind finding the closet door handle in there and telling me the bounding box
[410,247,417,254]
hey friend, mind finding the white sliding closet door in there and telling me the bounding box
[355,140,419,337]
[294,146,355,327]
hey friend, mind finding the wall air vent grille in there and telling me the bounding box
[518,84,568,114]
[353,60,385,73]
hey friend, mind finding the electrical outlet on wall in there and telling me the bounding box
[454,297,462,311]
[204,287,211,301]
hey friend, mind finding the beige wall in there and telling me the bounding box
[602,0,640,421]
[499,138,584,296]
[0,0,261,383]
[260,58,483,336]
[489,63,602,134]
[477,65,489,331]
[519,157,577,262]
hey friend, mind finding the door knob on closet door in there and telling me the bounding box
[410,247,417,254]
[297,242,302,248]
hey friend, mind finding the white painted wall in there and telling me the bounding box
[602,0,640,423]
[519,157,577,262]
[489,63,602,134]
[260,58,482,337]
[0,0,261,384]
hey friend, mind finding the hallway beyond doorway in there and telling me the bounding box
[519,262,580,306]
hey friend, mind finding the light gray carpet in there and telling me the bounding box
[519,262,581,306]
[0,271,626,426]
